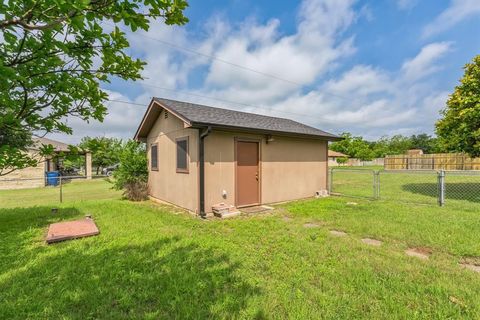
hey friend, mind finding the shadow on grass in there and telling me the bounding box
[0,206,82,232]
[0,207,260,319]
[402,182,480,203]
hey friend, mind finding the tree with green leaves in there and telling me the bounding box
[384,135,412,155]
[79,136,122,174]
[0,0,188,176]
[329,132,375,161]
[336,157,348,165]
[112,140,148,201]
[409,134,440,154]
[436,55,480,157]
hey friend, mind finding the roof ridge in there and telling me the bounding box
[155,97,300,123]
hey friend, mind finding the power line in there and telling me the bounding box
[137,82,317,118]
[106,83,327,122]
[106,95,342,135]
[106,96,317,121]
[104,22,351,103]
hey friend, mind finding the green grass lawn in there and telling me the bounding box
[1,180,480,319]
[0,178,122,208]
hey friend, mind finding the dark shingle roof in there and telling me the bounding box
[153,98,339,139]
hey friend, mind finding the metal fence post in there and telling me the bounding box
[328,168,333,194]
[59,176,63,203]
[374,171,380,199]
[438,170,445,206]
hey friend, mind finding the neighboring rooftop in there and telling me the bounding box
[328,150,349,158]
[135,98,341,141]
[31,137,70,152]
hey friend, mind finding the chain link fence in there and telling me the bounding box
[329,168,480,206]
[329,168,377,199]
[0,176,122,209]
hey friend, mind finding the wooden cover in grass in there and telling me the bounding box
[46,218,99,244]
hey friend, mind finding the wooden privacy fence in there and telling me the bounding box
[384,153,480,170]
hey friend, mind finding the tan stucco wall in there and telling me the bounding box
[0,152,46,190]
[204,131,328,212]
[146,110,199,212]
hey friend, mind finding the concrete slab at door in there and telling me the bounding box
[236,141,259,207]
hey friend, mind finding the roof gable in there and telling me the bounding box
[135,98,341,141]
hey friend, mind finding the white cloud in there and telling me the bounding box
[401,42,452,81]
[49,90,146,144]
[422,0,480,38]
[49,0,456,144]
[202,0,358,104]
[266,42,452,134]
[323,65,393,96]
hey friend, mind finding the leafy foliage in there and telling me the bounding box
[329,133,374,161]
[112,140,148,201]
[409,134,441,154]
[79,136,122,174]
[0,126,36,175]
[0,0,188,174]
[330,132,443,160]
[336,157,348,165]
[436,55,480,157]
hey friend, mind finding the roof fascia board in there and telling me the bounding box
[134,98,157,141]
[153,100,192,126]
[134,99,192,141]
[190,122,342,141]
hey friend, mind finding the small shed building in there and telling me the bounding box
[135,98,341,216]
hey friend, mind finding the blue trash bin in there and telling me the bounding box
[46,171,60,186]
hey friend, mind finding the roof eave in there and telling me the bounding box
[190,122,342,141]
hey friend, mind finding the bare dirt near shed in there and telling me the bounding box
[405,247,432,260]
[361,238,382,246]
[329,230,347,237]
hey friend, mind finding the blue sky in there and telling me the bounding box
[53,0,480,143]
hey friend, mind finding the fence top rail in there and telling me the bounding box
[383,168,480,173]
[444,170,480,176]
[330,168,375,173]
[383,169,440,173]
[0,175,108,182]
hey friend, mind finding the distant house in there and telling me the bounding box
[0,137,92,190]
[406,149,424,156]
[328,150,349,166]
[135,98,341,216]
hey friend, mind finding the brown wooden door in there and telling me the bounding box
[236,141,259,207]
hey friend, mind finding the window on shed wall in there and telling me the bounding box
[176,137,189,173]
[151,144,158,171]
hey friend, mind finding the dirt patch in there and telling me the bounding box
[449,296,467,308]
[460,263,480,273]
[282,216,293,222]
[460,258,480,273]
[240,206,272,214]
[361,238,382,246]
[329,230,347,237]
[405,247,432,260]
[303,222,321,228]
